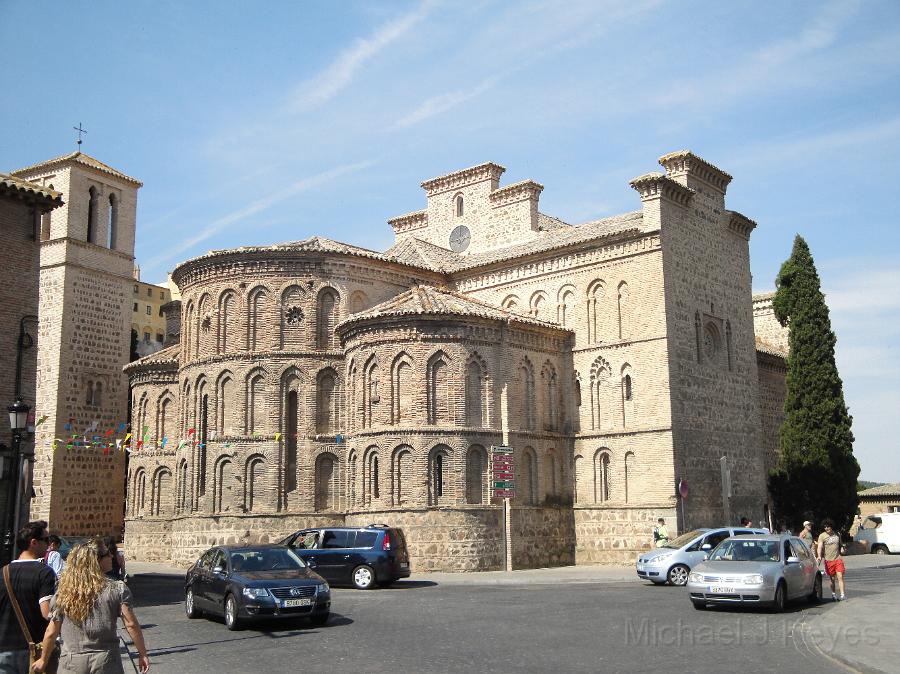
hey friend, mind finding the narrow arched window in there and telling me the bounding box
[372,455,380,499]
[623,374,632,401]
[87,186,98,243]
[455,194,464,217]
[316,370,336,434]
[107,193,118,249]
[198,393,209,495]
[285,390,298,493]
[432,454,444,501]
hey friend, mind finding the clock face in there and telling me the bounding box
[449,225,471,253]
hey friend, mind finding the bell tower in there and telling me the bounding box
[12,152,141,537]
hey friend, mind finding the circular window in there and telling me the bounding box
[449,225,471,253]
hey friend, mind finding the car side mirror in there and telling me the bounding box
[212,565,226,575]
[786,556,800,564]
[701,544,712,551]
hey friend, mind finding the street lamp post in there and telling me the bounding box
[4,398,31,561]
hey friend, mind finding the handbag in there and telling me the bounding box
[2,564,59,674]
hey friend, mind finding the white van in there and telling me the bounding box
[854,513,900,554]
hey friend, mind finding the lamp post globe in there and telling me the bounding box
[8,398,30,431]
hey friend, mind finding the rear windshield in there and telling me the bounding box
[354,531,378,548]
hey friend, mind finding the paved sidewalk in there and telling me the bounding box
[800,560,900,674]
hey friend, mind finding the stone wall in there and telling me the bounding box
[574,505,677,565]
[757,352,787,477]
[510,505,575,569]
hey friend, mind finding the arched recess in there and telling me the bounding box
[624,451,635,504]
[466,444,488,504]
[586,279,606,344]
[156,391,176,441]
[520,447,538,506]
[530,291,548,319]
[347,449,358,506]
[212,457,233,513]
[391,353,414,425]
[244,455,265,513]
[501,294,521,311]
[540,361,558,431]
[316,287,340,350]
[280,284,307,350]
[465,353,488,428]
[183,302,194,361]
[316,368,338,434]
[247,286,270,352]
[196,376,209,496]
[315,452,339,511]
[107,193,118,249]
[87,185,98,243]
[391,445,413,506]
[218,291,237,354]
[245,369,267,435]
[347,359,358,431]
[593,449,611,503]
[574,454,588,504]
[557,285,576,327]
[363,445,380,505]
[516,358,536,431]
[348,290,368,314]
[617,281,630,340]
[180,380,192,437]
[196,293,212,358]
[152,467,172,516]
[133,468,147,516]
[176,459,189,514]
[589,355,611,431]
[620,363,634,428]
[545,448,561,497]
[216,370,235,436]
[428,444,452,506]
[426,352,451,425]
[362,355,380,429]
[280,367,305,496]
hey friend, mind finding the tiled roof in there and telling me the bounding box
[337,284,570,333]
[753,291,776,303]
[755,335,787,358]
[383,236,462,270]
[0,173,64,208]
[859,483,900,498]
[123,344,180,372]
[12,152,143,186]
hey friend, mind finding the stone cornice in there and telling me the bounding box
[387,210,428,234]
[658,150,732,194]
[628,172,694,207]
[421,162,505,196]
[489,180,543,208]
[726,210,757,239]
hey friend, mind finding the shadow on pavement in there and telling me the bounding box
[378,580,438,590]
[128,573,185,608]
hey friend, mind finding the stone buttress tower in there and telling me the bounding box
[13,153,141,536]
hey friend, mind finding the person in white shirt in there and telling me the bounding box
[43,535,64,578]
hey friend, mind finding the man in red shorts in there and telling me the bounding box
[817,518,845,601]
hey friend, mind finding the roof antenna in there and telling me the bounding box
[73,122,88,150]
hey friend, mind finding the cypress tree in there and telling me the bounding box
[769,235,859,530]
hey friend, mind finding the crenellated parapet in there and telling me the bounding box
[387,209,428,236]
[727,210,757,239]
[489,179,544,209]
[628,172,694,207]
[420,162,505,196]
[658,150,732,194]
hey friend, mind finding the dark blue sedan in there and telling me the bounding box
[184,544,330,630]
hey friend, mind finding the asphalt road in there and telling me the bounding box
[119,569,891,674]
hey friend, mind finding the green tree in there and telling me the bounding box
[768,235,859,530]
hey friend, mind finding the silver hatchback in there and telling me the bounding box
[636,526,767,586]
[686,534,823,611]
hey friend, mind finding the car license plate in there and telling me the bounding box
[400,562,408,568]
[637,565,645,572]
[709,586,735,594]
[282,598,312,607]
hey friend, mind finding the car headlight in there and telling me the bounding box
[648,553,672,563]
[242,587,270,599]
[743,574,764,585]
[317,584,330,596]
[688,572,703,584]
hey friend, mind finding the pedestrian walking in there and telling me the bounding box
[101,538,125,583]
[652,518,669,547]
[799,520,814,553]
[0,521,57,674]
[42,536,64,579]
[817,518,846,601]
[31,539,150,674]
[739,516,753,527]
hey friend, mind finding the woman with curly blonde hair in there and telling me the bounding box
[32,538,150,674]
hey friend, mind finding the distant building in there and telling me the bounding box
[12,152,142,538]
[858,483,900,518]
[130,270,172,358]
[0,174,62,558]
[124,150,791,570]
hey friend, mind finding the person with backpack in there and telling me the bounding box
[652,518,669,547]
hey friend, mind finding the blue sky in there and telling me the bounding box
[2,1,898,482]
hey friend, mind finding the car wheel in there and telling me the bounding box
[185,587,201,619]
[352,565,376,590]
[309,612,329,626]
[771,582,786,613]
[667,564,689,587]
[809,573,823,604]
[224,594,241,631]
[691,600,707,611]
[873,544,888,555]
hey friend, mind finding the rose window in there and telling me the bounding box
[285,306,304,325]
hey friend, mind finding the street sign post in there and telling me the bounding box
[491,446,515,500]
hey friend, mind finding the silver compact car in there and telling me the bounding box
[687,534,822,611]
[636,526,767,586]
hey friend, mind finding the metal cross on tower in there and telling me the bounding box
[73,122,88,148]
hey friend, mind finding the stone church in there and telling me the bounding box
[124,150,788,570]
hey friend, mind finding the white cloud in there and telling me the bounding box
[143,160,373,270]
[393,76,499,128]
[287,0,437,113]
